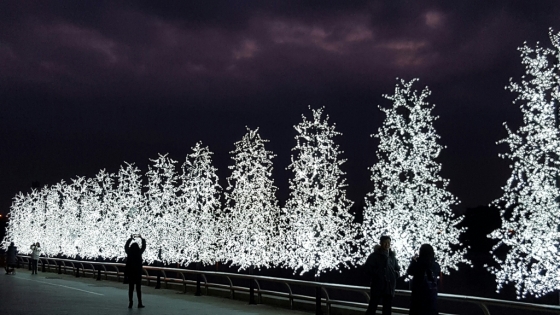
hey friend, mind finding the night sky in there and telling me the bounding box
[1,1,560,217]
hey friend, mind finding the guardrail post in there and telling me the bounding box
[42,260,45,272]
[76,266,80,278]
[315,273,323,315]
[249,265,256,305]
[97,268,101,281]
[58,263,61,274]
[155,272,161,289]
[195,262,202,296]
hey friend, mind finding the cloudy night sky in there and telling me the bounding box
[1,1,559,218]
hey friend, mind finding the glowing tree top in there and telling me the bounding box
[220,128,281,270]
[488,29,560,298]
[362,79,468,274]
[175,142,222,265]
[281,107,359,275]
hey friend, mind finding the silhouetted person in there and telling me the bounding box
[365,235,400,315]
[125,235,146,308]
[407,244,440,315]
[5,242,17,274]
[30,242,41,274]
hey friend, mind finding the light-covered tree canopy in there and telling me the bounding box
[281,107,359,275]
[488,29,560,298]
[362,79,469,274]
[220,128,281,270]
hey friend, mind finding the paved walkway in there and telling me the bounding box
[0,270,310,315]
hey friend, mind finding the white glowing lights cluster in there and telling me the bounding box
[2,105,471,279]
[363,79,469,274]
[488,29,560,298]
[220,128,281,270]
[176,142,223,265]
[1,145,223,265]
[281,107,359,275]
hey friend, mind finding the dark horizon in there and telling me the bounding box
[2,1,560,217]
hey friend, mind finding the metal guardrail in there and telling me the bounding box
[15,255,560,315]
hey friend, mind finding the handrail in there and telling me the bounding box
[17,255,560,315]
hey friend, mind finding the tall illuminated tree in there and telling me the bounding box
[220,128,281,270]
[58,176,87,258]
[362,79,468,273]
[42,181,66,256]
[2,191,35,253]
[115,162,145,260]
[86,169,117,259]
[488,29,560,298]
[281,107,359,276]
[144,153,179,263]
[175,142,222,265]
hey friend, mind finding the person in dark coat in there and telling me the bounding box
[125,234,146,308]
[5,242,18,275]
[407,244,441,315]
[364,235,400,315]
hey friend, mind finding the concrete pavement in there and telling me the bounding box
[0,269,310,315]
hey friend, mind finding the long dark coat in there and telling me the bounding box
[364,245,400,297]
[407,257,440,315]
[7,245,18,265]
[125,238,146,279]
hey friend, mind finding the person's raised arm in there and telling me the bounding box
[124,238,133,254]
[140,237,146,254]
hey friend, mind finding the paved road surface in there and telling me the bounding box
[0,270,309,315]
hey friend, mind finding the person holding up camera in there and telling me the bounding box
[125,234,146,308]
[30,242,41,275]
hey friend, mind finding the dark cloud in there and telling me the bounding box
[1,0,560,214]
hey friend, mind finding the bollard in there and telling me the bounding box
[155,273,161,289]
[97,269,101,281]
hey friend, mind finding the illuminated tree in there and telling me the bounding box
[220,128,281,270]
[56,176,88,258]
[175,142,222,265]
[281,107,359,275]
[144,153,179,264]
[87,169,118,259]
[114,162,145,260]
[43,181,67,256]
[362,79,468,274]
[488,29,560,298]
[2,192,34,253]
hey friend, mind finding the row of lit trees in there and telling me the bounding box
[3,29,560,299]
[1,94,467,276]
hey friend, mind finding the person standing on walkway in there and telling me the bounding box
[125,234,146,308]
[365,235,400,315]
[407,244,440,315]
[30,242,41,274]
[5,242,18,274]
